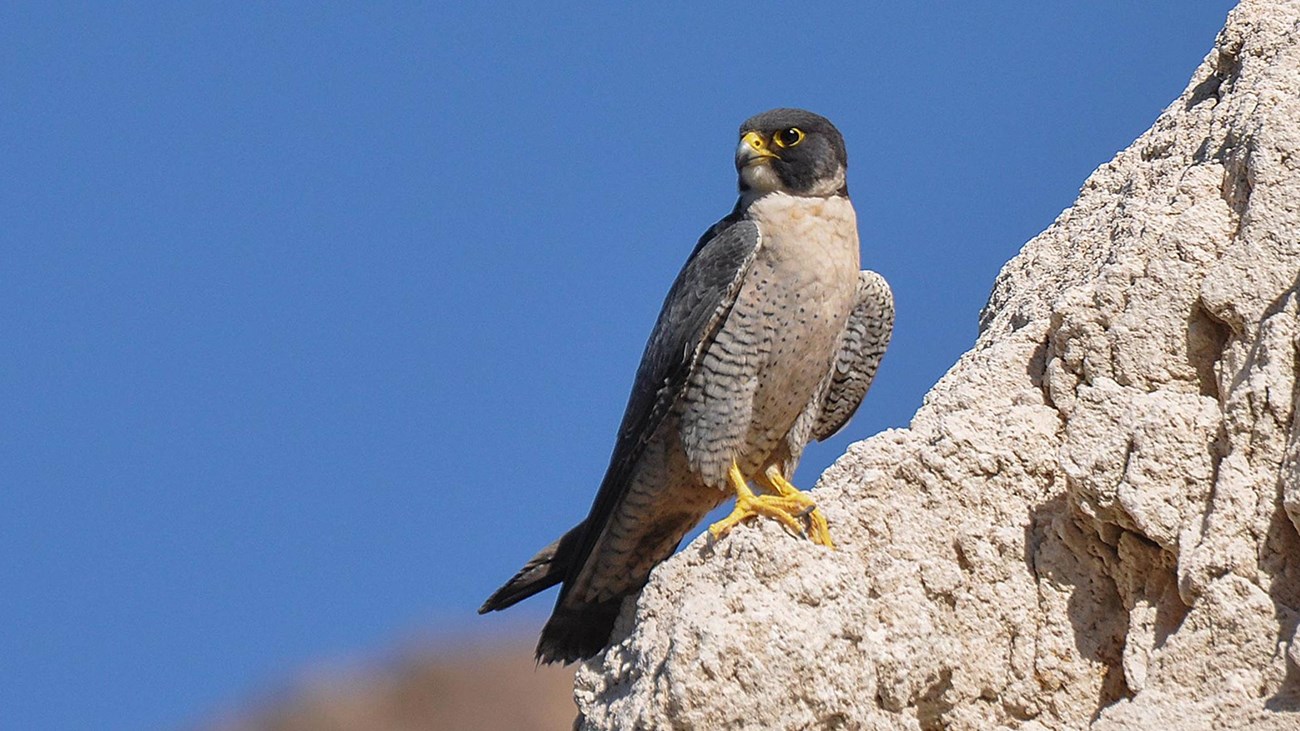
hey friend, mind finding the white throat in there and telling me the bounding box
[738,163,847,208]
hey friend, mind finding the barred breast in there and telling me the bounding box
[678,192,860,488]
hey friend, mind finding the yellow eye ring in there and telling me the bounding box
[772,127,805,148]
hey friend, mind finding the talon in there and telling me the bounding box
[707,461,834,548]
[759,465,835,549]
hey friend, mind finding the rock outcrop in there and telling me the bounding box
[575,2,1300,728]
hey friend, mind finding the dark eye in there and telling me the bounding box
[773,127,805,148]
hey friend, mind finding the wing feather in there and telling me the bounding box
[812,270,894,441]
[561,216,762,589]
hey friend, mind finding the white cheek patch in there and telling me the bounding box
[805,165,846,197]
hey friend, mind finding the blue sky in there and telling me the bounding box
[2,3,1236,729]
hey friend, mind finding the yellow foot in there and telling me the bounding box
[708,462,835,548]
[757,466,834,548]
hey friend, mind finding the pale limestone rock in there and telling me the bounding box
[575,1,1300,728]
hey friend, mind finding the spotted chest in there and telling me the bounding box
[678,192,861,488]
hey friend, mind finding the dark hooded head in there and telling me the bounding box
[735,108,848,199]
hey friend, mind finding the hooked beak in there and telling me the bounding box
[736,131,779,169]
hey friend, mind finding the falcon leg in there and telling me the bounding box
[755,465,834,548]
[708,461,831,545]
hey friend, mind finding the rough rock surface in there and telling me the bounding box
[574,2,1300,728]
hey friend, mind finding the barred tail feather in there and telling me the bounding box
[478,520,586,614]
[536,598,623,665]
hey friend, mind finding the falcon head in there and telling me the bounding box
[736,108,848,199]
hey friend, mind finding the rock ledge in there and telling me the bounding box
[575,2,1300,728]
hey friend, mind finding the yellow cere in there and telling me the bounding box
[742,131,769,153]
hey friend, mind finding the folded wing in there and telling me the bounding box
[812,270,894,442]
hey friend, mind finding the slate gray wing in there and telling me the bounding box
[563,217,763,584]
[811,270,894,442]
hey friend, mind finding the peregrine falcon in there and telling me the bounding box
[479,108,894,664]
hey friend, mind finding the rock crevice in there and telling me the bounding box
[575,2,1300,728]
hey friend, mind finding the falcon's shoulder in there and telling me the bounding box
[812,269,894,441]
[632,215,763,428]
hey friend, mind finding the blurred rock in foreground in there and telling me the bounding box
[206,636,575,731]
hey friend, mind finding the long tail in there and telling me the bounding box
[536,598,623,664]
[478,520,586,614]
[480,519,623,663]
